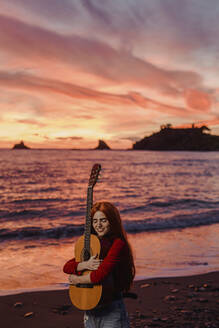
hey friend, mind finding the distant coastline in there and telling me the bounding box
[7,126,219,151]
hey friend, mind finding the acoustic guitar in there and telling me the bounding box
[69,163,102,310]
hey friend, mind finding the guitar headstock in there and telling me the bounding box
[88,163,101,188]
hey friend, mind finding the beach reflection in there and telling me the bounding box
[130,223,219,279]
[0,224,219,294]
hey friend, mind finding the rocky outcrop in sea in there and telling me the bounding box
[12,141,30,149]
[94,140,111,150]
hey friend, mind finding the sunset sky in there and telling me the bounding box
[1,0,219,149]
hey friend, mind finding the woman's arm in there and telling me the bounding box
[63,258,79,274]
[63,255,101,274]
[90,239,126,284]
[77,255,101,271]
[67,239,126,285]
[69,272,91,285]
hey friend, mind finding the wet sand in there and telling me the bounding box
[1,271,218,328]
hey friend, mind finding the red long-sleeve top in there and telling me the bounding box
[63,237,128,293]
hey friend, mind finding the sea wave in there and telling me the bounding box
[11,197,66,204]
[121,198,219,213]
[0,198,218,222]
[0,223,84,241]
[124,209,219,232]
[0,208,84,220]
[1,209,219,242]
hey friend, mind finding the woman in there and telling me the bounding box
[63,201,135,328]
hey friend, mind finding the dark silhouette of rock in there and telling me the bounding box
[94,140,111,150]
[133,124,219,151]
[12,141,30,149]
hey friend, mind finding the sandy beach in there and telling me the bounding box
[1,271,218,328]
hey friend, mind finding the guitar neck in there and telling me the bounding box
[84,186,93,255]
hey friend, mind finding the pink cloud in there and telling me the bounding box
[185,89,212,111]
[56,136,83,141]
[0,14,204,97]
[0,71,191,119]
[16,119,46,127]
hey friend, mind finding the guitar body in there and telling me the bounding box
[69,234,102,310]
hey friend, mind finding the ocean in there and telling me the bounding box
[0,149,219,295]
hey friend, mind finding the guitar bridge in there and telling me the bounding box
[76,283,94,288]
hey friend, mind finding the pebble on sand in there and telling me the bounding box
[140,283,151,288]
[14,302,23,308]
[24,312,34,318]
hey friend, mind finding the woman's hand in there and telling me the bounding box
[85,255,102,270]
[77,255,102,271]
[69,272,91,285]
[68,274,79,285]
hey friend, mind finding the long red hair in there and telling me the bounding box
[91,201,135,291]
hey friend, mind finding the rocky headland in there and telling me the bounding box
[133,125,219,151]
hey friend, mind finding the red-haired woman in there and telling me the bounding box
[63,201,135,328]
